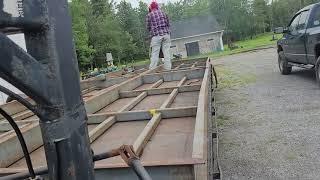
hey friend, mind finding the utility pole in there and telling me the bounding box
[0,0,95,179]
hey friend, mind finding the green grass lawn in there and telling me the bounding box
[130,33,280,66]
[128,59,149,66]
[193,33,280,59]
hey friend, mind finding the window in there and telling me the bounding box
[288,14,301,35]
[170,45,176,48]
[311,6,320,28]
[297,11,309,30]
[207,39,214,41]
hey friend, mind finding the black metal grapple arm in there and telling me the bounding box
[0,0,95,179]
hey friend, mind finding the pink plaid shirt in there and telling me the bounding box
[146,9,170,38]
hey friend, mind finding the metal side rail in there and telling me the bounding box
[210,61,221,180]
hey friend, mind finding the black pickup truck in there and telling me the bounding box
[277,3,320,84]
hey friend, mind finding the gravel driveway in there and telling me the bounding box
[214,48,320,180]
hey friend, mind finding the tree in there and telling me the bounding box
[252,0,269,34]
[69,0,319,71]
[136,1,149,56]
[163,0,210,21]
[116,1,141,59]
[87,0,137,66]
[209,0,253,41]
[70,0,95,71]
[90,0,113,16]
[163,1,186,21]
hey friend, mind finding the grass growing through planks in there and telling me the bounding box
[285,151,298,161]
[215,65,256,89]
[216,115,231,126]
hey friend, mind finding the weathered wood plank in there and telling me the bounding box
[88,73,157,142]
[81,86,99,95]
[160,89,178,109]
[0,109,35,124]
[87,75,163,143]
[174,63,184,70]
[0,101,27,120]
[119,92,147,112]
[191,62,198,68]
[0,59,212,174]
[85,89,120,114]
[193,59,211,180]
[160,76,187,108]
[89,116,116,143]
[88,91,146,142]
[80,74,106,91]
[132,74,190,156]
[194,163,208,180]
[87,106,197,124]
[0,65,162,168]
[149,79,163,88]
[0,123,42,168]
[137,107,194,121]
[161,66,206,74]
[85,66,161,114]
[0,120,38,132]
[192,60,210,159]
[133,113,162,156]
[172,57,207,66]
[96,77,127,89]
[119,84,201,98]
[143,68,205,84]
[11,110,34,121]
[117,66,162,92]
[177,76,187,87]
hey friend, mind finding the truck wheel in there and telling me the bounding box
[278,51,292,75]
[315,56,320,86]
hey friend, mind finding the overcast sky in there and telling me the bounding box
[115,0,180,8]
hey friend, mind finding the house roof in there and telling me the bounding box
[171,15,223,39]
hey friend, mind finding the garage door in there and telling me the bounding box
[185,42,200,57]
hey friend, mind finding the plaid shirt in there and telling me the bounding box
[146,9,170,37]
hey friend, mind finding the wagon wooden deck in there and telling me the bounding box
[0,58,219,180]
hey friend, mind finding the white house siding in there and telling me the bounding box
[170,31,224,58]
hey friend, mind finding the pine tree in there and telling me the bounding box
[70,0,95,71]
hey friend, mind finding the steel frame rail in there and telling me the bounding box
[0,58,212,179]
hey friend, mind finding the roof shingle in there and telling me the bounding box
[171,15,223,39]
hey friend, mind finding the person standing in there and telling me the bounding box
[146,1,172,70]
